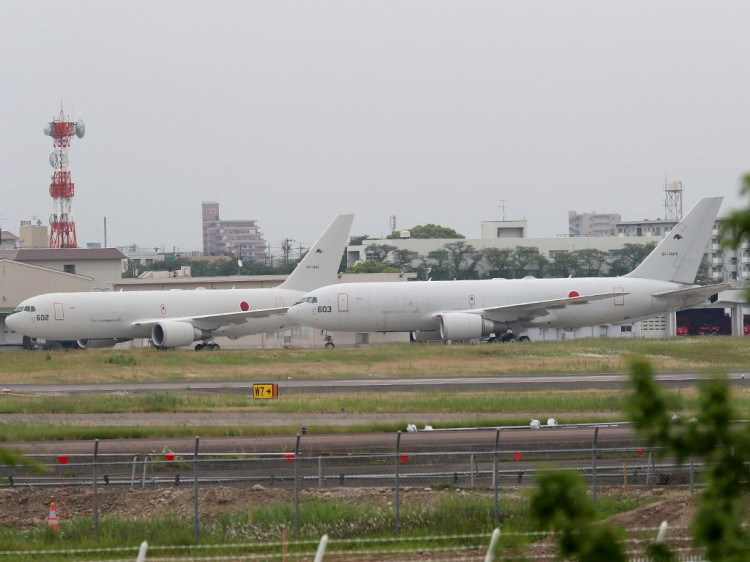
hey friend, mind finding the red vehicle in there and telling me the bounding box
[696,321,719,336]
[677,311,748,336]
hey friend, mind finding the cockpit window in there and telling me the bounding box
[12,305,35,313]
[299,296,318,304]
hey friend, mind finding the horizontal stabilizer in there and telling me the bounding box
[652,283,730,309]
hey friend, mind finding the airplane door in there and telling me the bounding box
[613,287,625,306]
[53,303,64,320]
[337,293,349,312]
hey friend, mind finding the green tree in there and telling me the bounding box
[346,260,399,274]
[349,234,369,247]
[388,224,465,239]
[124,256,300,279]
[443,241,482,279]
[547,251,581,278]
[421,248,451,280]
[507,246,548,278]
[530,470,627,562]
[364,243,397,263]
[607,242,657,276]
[576,249,609,277]
[626,359,750,562]
[481,247,514,278]
[385,248,418,271]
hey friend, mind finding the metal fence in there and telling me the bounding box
[0,425,705,544]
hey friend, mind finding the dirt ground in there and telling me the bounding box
[0,484,698,537]
[0,485,704,561]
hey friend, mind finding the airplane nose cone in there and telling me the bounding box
[5,314,20,331]
[286,304,300,322]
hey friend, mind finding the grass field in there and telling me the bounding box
[0,340,734,558]
[0,336,747,384]
[0,338,747,440]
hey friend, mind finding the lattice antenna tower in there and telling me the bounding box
[44,107,85,248]
[664,181,684,222]
[389,215,397,234]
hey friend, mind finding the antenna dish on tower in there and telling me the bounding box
[75,119,85,138]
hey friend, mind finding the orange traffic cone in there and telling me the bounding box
[48,497,59,531]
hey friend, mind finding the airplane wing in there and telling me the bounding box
[130,306,289,330]
[457,292,627,323]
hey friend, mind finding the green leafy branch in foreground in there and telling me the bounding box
[626,358,750,562]
[528,357,749,561]
[530,471,626,562]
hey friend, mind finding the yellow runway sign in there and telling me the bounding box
[252,383,279,399]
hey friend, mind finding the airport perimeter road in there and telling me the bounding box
[2,371,748,395]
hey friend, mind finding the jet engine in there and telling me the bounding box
[152,322,209,348]
[437,313,501,341]
[75,338,128,349]
[410,330,442,343]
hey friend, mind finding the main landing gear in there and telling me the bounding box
[195,342,221,351]
[324,335,335,349]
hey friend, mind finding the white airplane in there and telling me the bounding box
[6,214,354,350]
[288,198,728,342]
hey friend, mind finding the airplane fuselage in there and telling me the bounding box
[8,288,303,341]
[289,277,701,334]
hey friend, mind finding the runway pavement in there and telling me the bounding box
[2,371,747,395]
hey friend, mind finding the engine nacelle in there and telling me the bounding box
[410,330,442,343]
[152,322,208,348]
[437,313,500,341]
[75,338,128,349]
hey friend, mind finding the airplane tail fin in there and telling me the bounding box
[624,197,722,284]
[278,214,355,293]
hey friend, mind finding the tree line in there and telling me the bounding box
[128,239,710,283]
[122,256,298,279]
[346,240,705,281]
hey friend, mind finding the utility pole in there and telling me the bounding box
[281,238,294,263]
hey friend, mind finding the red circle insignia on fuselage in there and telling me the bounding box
[568,290,579,298]
[240,301,250,311]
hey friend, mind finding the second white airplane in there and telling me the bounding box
[6,214,354,350]
[288,198,727,342]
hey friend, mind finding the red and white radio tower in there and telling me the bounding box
[44,108,85,248]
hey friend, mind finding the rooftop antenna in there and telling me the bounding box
[497,199,508,221]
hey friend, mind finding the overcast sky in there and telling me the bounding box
[2,1,749,255]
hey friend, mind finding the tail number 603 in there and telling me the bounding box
[317,306,332,313]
